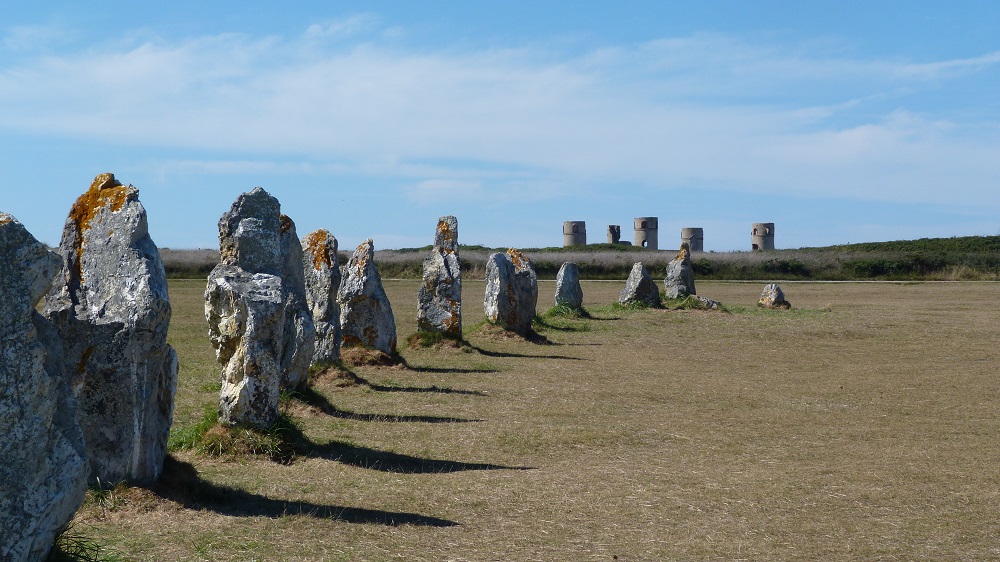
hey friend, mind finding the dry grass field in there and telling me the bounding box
[68,279,1000,561]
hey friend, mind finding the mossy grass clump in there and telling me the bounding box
[167,405,308,464]
[339,346,405,367]
[48,527,123,562]
[662,295,717,311]
[542,303,594,319]
[405,330,468,349]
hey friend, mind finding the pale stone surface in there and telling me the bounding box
[417,216,462,337]
[43,173,177,485]
[484,249,538,336]
[619,262,660,307]
[206,187,287,428]
[758,283,790,309]
[339,239,397,354]
[278,215,315,389]
[555,262,584,309]
[206,266,285,429]
[1,213,88,562]
[664,245,696,299]
[695,295,721,309]
[302,229,341,364]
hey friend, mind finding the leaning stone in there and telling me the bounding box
[278,215,315,389]
[417,216,462,337]
[302,229,341,364]
[1,213,88,562]
[339,239,397,354]
[758,283,791,309]
[484,249,538,336]
[43,173,178,485]
[619,262,661,307]
[555,262,584,309]
[206,265,285,428]
[664,244,696,299]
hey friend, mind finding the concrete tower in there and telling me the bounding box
[562,221,587,247]
[680,228,704,252]
[607,225,621,244]
[634,217,658,250]
[751,223,775,250]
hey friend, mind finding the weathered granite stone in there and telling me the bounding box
[43,173,177,485]
[664,244,696,299]
[206,188,287,428]
[417,216,462,337]
[555,262,584,309]
[619,262,660,307]
[484,249,538,336]
[1,213,88,562]
[694,295,721,309]
[302,229,341,364]
[205,265,285,429]
[278,215,315,389]
[758,283,790,309]
[339,239,397,354]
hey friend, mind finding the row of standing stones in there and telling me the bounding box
[1,175,790,561]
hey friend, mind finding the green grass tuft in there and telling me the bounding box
[48,528,123,562]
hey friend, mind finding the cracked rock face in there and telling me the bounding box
[278,215,315,389]
[1,213,88,562]
[43,173,177,485]
[417,216,462,337]
[302,229,341,364]
[555,262,584,310]
[664,245,696,299]
[338,239,397,354]
[619,262,660,307]
[484,249,538,336]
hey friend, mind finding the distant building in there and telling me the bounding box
[751,223,775,250]
[634,217,658,250]
[681,227,704,252]
[562,221,586,246]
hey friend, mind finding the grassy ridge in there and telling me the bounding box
[163,235,1000,281]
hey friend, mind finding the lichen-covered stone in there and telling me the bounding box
[758,283,790,309]
[206,265,285,428]
[417,216,462,337]
[619,262,660,307]
[302,229,341,364]
[43,173,177,485]
[555,262,584,309]
[218,186,281,275]
[1,213,88,562]
[339,239,397,354]
[484,249,538,336]
[695,295,721,309]
[664,244,696,299]
[278,215,315,389]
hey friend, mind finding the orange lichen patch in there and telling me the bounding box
[506,248,527,270]
[66,173,131,282]
[302,229,332,270]
[279,214,293,234]
[436,219,457,250]
[676,243,691,261]
[353,239,372,270]
[0,214,12,225]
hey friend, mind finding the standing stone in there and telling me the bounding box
[664,244,696,299]
[302,229,341,364]
[417,216,462,337]
[206,187,286,429]
[278,215,315,389]
[339,239,397,354]
[43,173,178,485]
[1,214,88,562]
[619,262,661,307]
[555,262,584,310]
[758,283,791,309]
[484,249,538,336]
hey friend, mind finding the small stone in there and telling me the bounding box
[758,283,790,309]
[664,244,696,299]
[555,262,584,309]
[619,262,660,307]
[43,173,178,485]
[1,213,88,562]
[278,215,316,389]
[695,295,721,309]
[484,249,538,336]
[339,239,397,354]
[417,216,462,337]
[302,229,341,364]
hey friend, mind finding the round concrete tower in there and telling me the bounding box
[562,221,587,247]
[751,223,775,251]
[680,227,704,252]
[633,217,658,250]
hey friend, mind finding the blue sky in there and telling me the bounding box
[2,2,999,252]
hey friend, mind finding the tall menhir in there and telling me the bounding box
[417,216,462,338]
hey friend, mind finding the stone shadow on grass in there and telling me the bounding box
[287,387,483,423]
[467,344,584,361]
[339,367,488,396]
[308,441,534,474]
[155,456,458,527]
